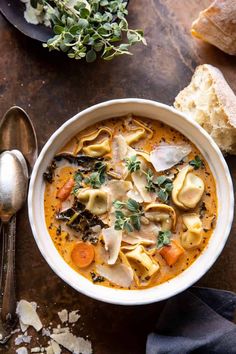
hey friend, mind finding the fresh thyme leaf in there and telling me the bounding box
[126,198,140,213]
[157,230,172,249]
[145,169,156,192]
[39,0,146,62]
[123,219,134,232]
[144,170,173,203]
[125,155,141,173]
[113,198,143,232]
[157,189,168,203]
[85,161,107,188]
[113,200,125,209]
[115,210,125,218]
[155,175,173,203]
[189,155,203,170]
[130,214,141,231]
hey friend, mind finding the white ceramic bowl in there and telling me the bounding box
[28,99,234,305]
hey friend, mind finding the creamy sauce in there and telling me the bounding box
[44,116,217,289]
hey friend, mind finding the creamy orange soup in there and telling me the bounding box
[44,116,217,290]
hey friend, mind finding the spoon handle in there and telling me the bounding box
[1,215,17,327]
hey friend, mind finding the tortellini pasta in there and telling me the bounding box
[172,165,204,209]
[77,189,108,215]
[181,213,203,249]
[125,119,153,145]
[74,127,112,157]
[83,139,111,157]
[122,244,160,285]
[145,203,176,230]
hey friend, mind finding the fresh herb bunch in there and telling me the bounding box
[157,230,171,249]
[125,155,141,173]
[145,170,173,203]
[189,155,203,170]
[113,198,143,232]
[84,161,107,188]
[31,0,146,62]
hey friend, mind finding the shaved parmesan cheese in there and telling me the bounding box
[68,310,80,324]
[150,144,192,172]
[131,159,156,203]
[20,320,29,333]
[112,135,128,162]
[52,327,70,334]
[15,333,32,345]
[45,346,54,354]
[51,332,92,354]
[122,223,160,245]
[58,309,68,324]
[16,348,28,354]
[42,328,51,337]
[127,187,143,203]
[16,300,43,332]
[31,348,42,353]
[96,263,133,288]
[104,180,133,205]
[51,340,62,354]
[102,227,122,265]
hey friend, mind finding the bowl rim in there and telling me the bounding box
[28,98,234,305]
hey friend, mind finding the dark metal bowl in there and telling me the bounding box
[0,0,130,42]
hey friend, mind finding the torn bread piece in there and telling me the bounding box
[16,300,43,332]
[174,64,236,154]
[191,0,236,55]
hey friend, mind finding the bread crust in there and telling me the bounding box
[174,64,236,154]
[191,0,236,55]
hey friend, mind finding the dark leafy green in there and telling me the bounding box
[43,160,57,183]
[90,272,105,283]
[54,153,103,172]
[72,171,83,195]
[57,200,107,243]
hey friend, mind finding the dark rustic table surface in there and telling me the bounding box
[0,1,235,353]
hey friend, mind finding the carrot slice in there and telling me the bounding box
[71,243,95,268]
[57,178,74,201]
[159,240,184,266]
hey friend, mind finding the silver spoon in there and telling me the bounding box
[0,151,28,342]
[0,107,37,343]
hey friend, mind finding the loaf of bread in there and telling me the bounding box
[174,64,236,155]
[191,0,236,55]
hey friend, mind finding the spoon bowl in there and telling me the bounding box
[0,151,28,223]
[0,106,38,175]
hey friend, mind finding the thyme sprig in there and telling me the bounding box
[125,155,141,173]
[144,169,173,203]
[84,161,107,188]
[31,0,146,62]
[113,198,143,232]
